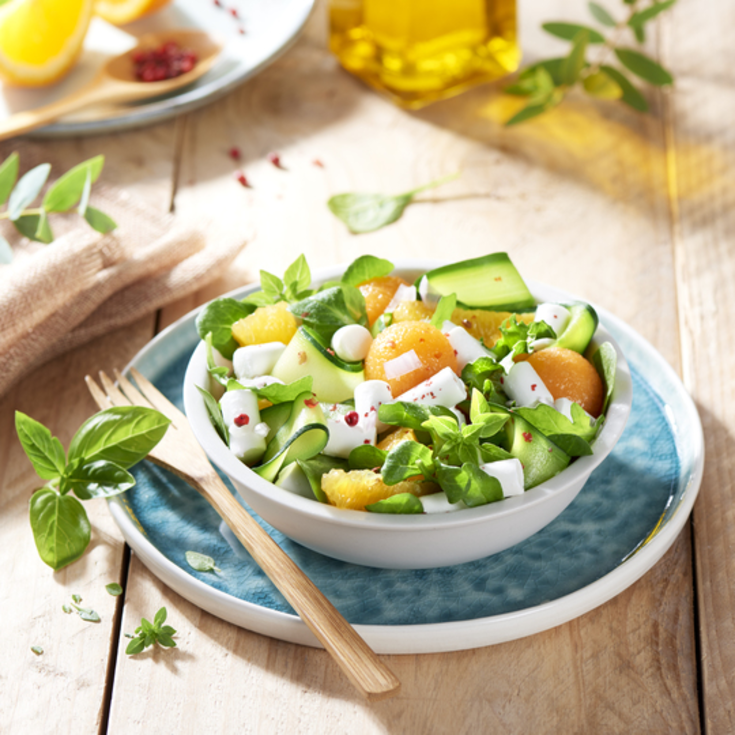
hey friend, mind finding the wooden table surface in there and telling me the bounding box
[2,0,732,732]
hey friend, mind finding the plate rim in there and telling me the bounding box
[108,268,704,654]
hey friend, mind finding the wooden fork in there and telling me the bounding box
[85,367,401,701]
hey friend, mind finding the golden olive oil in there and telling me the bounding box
[329,0,519,108]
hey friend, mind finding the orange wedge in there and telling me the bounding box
[0,0,93,86]
[94,0,172,25]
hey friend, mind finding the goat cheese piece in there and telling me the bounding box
[322,410,377,459]
[220,389,261,427]
[233,342,287,380]
[331,324,373,362]
[479,458,525,497]
[354,380,393,433]
[418,275,443,307]
[395,367,467,408]
[534,303,571,336]
[384,283,417,314]
[228,424,267,464]
[503,361,554,408]
[445,326,493,369]
[421,492,465,514]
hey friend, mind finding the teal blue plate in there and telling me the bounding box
[109,304,703,654]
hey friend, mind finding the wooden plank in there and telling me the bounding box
[662,0,735,731]
[104,2,700,732]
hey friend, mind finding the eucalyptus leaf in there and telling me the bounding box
[600,65,648,111]
[30,488,91,570]
[542,22,605,44]
[0,235,12,264]
[0,151,19,206]
[614,48,673,85]
[83,206,117,234]
[7,163,50,221]
[43,155,104,213]
[185,550,220,573]
[341,255,394,287]
[15,411,66,480]
[588,2,616,26]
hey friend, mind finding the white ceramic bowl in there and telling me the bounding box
[183,261,633,569]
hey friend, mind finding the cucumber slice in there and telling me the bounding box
[260,402,292,444]
[271,326,364,403]
[553,302,599,354]
[421,253,535,311]
[261,391,325,464]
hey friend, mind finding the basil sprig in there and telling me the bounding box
[125,607,177,655]
[16,407,170,570]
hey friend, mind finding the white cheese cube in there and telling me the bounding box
[421,492,464,514]
[354,380,393,433]
[479,458,525,497]
[228,424,267,464]
[220,389,261,427]
[384,284,417,314]
[502,361,554,408]
[383,349,423,380]
[446,326,493,369]
[233,342,287,381]
[323,411,377,459]
[331,324,373,362]
[534,303,571,336]
[395,367,467,408]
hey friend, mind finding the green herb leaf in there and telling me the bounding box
[366,493,424,514]
[348,444,388,470]
[563,30,590,85]
[126,607,177,655]
[632,23,646,43]
[196,385,229,444]
[514,403,595,457]
[296,455,348,502]
[430,293,457,329]
[382,441,434,484]
[599,65,648,111]
[125,637,146,655]
[72,594,82,604]
[283,254,312,299]
[289,285,368,340]
[83,206,117,234]
[260,270,284,301]
[253,376,313,405]
[74,606,101,623]
[628,0,676,28]
[67,406,170,470]
[583,69,623,99]
[435,462,503,507]
[0,234,12,264]
[15,411,66,480]
[588,2,616,26]
[185,551,220,573]
[241,291,276,308]
[592,341,618,414]
[43,155,104,213]
[7,163,51,221]
[341,255,394,287]
[196,297,255,360]
[479,443,513,463]
[542,22,605,44]
[614,48,673,85]
[0,151,19,206]
[106,583,123,596]
[204,333,230,387]
[31,646,44,656]
[378,401,458,431]
[461,357,506,404]
[62,604,73,614]
[154,607,167,627]
[505,88,565,126]
[29,488,91,570]
[63,459,135,500]
[13,214,48,243]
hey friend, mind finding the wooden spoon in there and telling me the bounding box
[0,30,222,141]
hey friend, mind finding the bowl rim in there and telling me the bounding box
[183,259,634,531]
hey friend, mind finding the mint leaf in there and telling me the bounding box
[43,155,104,213]
[283,254,311,299]
[185,551,220,573]
[341,255,394,287]
[7,163,50,221]
[0,151,19,206]
[542,22,605,43]
[15,411,66,480]
[614,48,673,86]
[62,459,135,499]
[30,488,91,570]
[196,298,255,360]
[366,493,424,514]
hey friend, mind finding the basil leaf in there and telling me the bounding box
[7,163,51,221]
[382,441,434,485]
[599,65,648,112]
[30,488,91,570]
[614,48,673,86]
[0,234,12,264]
[289,285,368,339]
[106,583,123,596]
[430,293,457,329]
[366,493,424,514]
[348,444,388,470]
[341,255,394,287]
[588,2,616,26]
[83,206,117,234]
[15,411,66,480]
[156,633,177,648]
[67,406,170,469]
[283,254,311,298]
[541,22,605,43]
[0,151,19,206]
[63,459,136,500]
[196,385,229,444]
[296,456,348,503]
[154,607,168,628]
[196,298,255,360]
[43,155,104,213]
[592,341,617,414]
[185,550,220,573]
[126,637,146,655]
[378,401,458,431]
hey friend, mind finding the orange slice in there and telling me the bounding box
[0,0,93,86]
[94,0,172,25]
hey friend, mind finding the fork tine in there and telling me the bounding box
[99,370,132,406]
[129,366,188,426]
[114,369,156,410]
[85,375,114,410]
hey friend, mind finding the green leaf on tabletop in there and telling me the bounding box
[599,65,648,111]
[348,444,388,470]
[289,285,368,340]
[514,403,596,456]
[84,206,117,234]
[43,155,104,213]
[73,604,101,623]
[34,210,54,244]
[430,293,457,329]
[541,22,605,44]
[592,340,618,414]
[77,169,92,217]
[614,48,673,85]
[31,646,44,655]
[297,455,348,503]
[126,607,177,655]
[185,550,221,573]
[628,0,676,28]
[196,297,255,360]
[588,2,616,26]
[563,30,590,85]
[0,234,12,264]
[382,441,434,485]
[327,173,459,234]
[68,406,171,470]
[196,385,229,444]
[62,459,135,500]
[341,255,394,287]
[283,254,312,299]
[30,488,91,570]
[13,214,47,243]
[106,583,123,596]
[366,493,424,514]
[15,411,66,480]
[0,151,19,206]
[7,162,50,220]
[583,69,623,99]
[62,604,73,614]
[378,401,458,431]
[154,606,168,628]
[72,594,82,604]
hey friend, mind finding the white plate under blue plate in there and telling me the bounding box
[1,0,314,138]
[109,300,703,654]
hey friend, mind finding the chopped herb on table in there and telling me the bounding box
[125,607,177,655]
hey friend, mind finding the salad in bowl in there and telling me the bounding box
[183,253,632,568]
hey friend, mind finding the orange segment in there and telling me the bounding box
[358,275,411,326]
[94,0,172,25]
[364,320,459,397]
[518,347,604,417]
[321,468,430,511]
[231,302,297,347]
[0,0,93,86]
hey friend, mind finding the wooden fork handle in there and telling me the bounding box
[192,470,401,701]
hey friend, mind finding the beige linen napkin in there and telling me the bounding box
[0,165,247,397]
